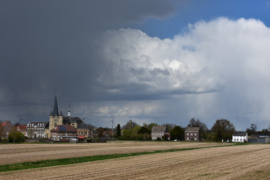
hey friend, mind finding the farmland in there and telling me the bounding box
[0,141,230,165]
[0,142,270,179]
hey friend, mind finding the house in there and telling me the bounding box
[92,129,98,138]
[151,126,169,140]
[17,125,27,137]
[0,121,13,139]
[232,132,248,142]
[77,123,92,141]
[185,127,201,141]
[51,125,77,142]
[102,130,114,137]
[26,122,48,138]
[254,134,270,143]
[248,135,257,143]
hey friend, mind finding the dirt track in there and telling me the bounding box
[0,143,270,180]
[0,141,229,165]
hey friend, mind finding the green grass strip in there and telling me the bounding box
[0,143,249,173]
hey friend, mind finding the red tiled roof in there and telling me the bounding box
[0,121,8,127]
[78,136,85,139]
[51,125,77,132]
[17,125,27,131]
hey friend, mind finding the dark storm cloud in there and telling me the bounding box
[0,0,177,108]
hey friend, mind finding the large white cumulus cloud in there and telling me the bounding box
[96,27,224,95]
[90,18,270,129]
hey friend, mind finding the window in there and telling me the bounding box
[191,133,193,136]
[187,133,189,135]
[194,133,197,136]
[194,137,197,140]
[187,137,189,140]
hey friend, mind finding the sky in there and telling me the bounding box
[1,0,270,131]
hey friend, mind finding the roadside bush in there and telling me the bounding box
[144,133,151,140]
[8,132,25,143]
[117,136,130,140]
[2,138,8,143]
[130,134,144,140]
[156,137,161,141]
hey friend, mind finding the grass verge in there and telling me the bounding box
[0,143,249,173]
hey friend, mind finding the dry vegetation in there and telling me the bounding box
[0,143,270,179]
[0,141,229,165]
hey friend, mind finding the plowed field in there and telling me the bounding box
[0,141,229,165]
[1,143,270,179]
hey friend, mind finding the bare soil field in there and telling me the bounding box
[1,144,270,180]
[0,141,230,165]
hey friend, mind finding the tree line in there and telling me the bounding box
[107,118,258,141]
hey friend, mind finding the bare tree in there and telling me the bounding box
[187,118,208,132]
[250,124,257,133]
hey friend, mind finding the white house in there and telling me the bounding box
[232,132,248,142]
[151,126,170,140]
[26,122,48,138]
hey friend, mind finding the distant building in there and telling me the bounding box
[26,122,48,138]
[151,126,169,140]
[45,95,84,138]
[51,125,78,142]
[17,125,27,137]
[232,132,248,142]
[102,130,114,137]
[185,127,201,141]
[92,129,99,138]
[77,123,92,138]
[0,121,13,139]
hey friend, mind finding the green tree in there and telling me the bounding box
[170,126,184,140]
[148,123,158,131]
[122,129,131,137]
[97,127,104,137]
[211,119,235,141]
[162,124,176,133]
[122,120,138,130]
[207,132,216,141]
[8,131,25,143]
[138,127,149,134]
[131,125,141,135]
[116,124,121,137]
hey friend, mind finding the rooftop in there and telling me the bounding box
[185,127,200,132]
[152,126,167,132]
[51,125,77,132]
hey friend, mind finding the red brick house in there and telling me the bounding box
[0,121,13,139]
[17,125,27,137]
[51,125,78,142]
[185,127,201,141]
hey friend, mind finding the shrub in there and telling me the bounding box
[156,137,161,141]
[8,132,25,143]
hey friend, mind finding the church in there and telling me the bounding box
[45,95,84,138]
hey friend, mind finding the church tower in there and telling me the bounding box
[49,95,63,130]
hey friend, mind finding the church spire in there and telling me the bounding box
[52,95,59,117]
[68,104,71,117]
